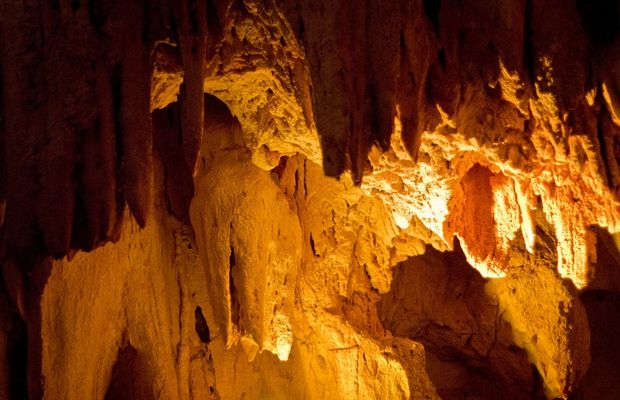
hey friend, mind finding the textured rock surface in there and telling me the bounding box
[1,0,619,399]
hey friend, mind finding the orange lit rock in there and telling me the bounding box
[190,99,302,359]
[1,0,619,399]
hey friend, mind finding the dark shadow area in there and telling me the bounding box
[378,243,544,400]
[229,245,240,328]
[7,318,28,400]
[104,346,152,400]
[0,40,5,212]
[153,94,237,221]
[572,290,620,399]
[422,0,441,35]
[588,226,620,292]
[577,0,619,45]
[195,306,211,343]
[202,92,246,151]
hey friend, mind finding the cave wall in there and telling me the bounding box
[1,0,619,399]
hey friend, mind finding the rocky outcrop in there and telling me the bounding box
[1,0,619,399]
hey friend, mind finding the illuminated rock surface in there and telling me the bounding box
[0,0,619,399]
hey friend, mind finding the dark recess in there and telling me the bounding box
[572,290,620,399]
[105,346,148,400]
[229,245,240,326]
[422,0,441,35]
[577,0,619,45]
[7,318,28,400]
[195,306,211,343]
[378,242,545,400]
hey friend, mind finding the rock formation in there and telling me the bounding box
[0,0,619,399]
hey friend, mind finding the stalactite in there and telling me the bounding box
[396,0,434,161]
[172,0,207,175]
[91,61,122,242]
[0,0,619,398]
[153,103,194,220]
[1,0,47,255]
[120,0,153,228]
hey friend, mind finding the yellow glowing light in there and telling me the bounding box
[392,212,410,229]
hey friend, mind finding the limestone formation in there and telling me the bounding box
[1,0,619,399]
